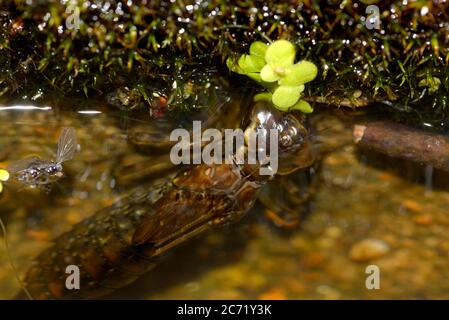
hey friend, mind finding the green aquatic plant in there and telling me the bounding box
[1,1,449,124]
[227,39,317,113]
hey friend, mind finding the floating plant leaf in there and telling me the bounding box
[249,41,268,58]
[254,92,273,102]
[228,38,318,114]
[265,39,296,69]
[279,61,318,86]
[238,54,265,74]
[260,64,281,82]
[272,86,302,110]
[246,72,262,82]
[291,99,313,113]
[226,57,243,74]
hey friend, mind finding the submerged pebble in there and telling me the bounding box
[348,239,390,262]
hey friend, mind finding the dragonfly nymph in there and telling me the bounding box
[15,102,316,299]
[7,127,77,192]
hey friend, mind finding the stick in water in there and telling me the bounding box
[354,121,449,172]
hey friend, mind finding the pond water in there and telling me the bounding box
[1,99,449,299]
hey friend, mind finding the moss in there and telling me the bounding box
[0,0,448,122]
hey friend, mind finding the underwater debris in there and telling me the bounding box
[354,121,449,172]
[227,39,317,113]
[7,127,77,191]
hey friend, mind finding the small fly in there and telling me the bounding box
[7,127,77,192]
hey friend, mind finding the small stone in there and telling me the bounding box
[324,226,342,239]
[302,252,327,268]
[316,285,341,300]
[258,288,286,300]
[349,238,390,262]
[401,199,424,213]
[25,229,50,242]
[414,214,433,225]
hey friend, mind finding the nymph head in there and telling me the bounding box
[243,101,316,176]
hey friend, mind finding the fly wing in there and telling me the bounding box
[56,127,77,163]
[7,157,40,174]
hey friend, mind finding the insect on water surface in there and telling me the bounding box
[7,127,77,192]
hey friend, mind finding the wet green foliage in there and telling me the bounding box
[0,0,448,122]
[227,39,317,113]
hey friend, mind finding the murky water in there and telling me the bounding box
[1,100,449,299]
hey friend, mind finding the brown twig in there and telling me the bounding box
[354,121,449,172]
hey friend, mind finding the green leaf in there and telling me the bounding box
[250,41,268,58]
[279,61,318,86]
[253,92,273,102]
[247,72,262,83]
[260,65,280,82]
[226,57,244,74]
[291,99,313,113]
[272,85,302,110]
[265,39,296,69]
[238,54,265,74]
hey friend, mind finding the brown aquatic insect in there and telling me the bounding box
[16,102,316,299]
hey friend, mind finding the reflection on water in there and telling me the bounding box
[1,101,449,299]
